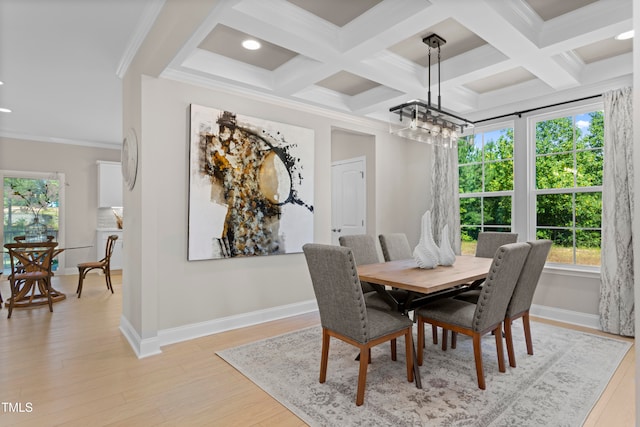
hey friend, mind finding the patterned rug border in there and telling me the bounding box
[217,322,631,426]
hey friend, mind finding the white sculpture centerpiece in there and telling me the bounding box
[413,210,456,269]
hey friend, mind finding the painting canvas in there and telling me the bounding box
[188,104,314,260]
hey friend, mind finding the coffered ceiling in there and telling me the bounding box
[0,0,633,149]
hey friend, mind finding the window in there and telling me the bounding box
[2,172,64,272]
[458,127,514,255]
[532,109,603,266]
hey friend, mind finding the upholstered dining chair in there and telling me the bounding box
[456,240,552,367]
[76,234,118,298]
[378,233,412,261]
[378,232,443,345]
[474,232,519,258]
[4,241,58,318]
[439,231,519,348]
[302,243,414,406]
[503,239,552,367]
[339,234,411,312]
[453,231,519,305]
[416,242,530,389]
[339,234,409,360]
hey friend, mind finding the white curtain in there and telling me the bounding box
[600,87,634,336]
[430,137,461,255]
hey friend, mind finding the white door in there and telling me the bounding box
[331,157,366,245]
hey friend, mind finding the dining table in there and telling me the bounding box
[357,255,494,388]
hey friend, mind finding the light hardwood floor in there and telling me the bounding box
[0,273,634,426]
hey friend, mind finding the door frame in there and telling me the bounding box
[331,156,367,244]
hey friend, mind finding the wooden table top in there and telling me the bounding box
[357,255,494,295]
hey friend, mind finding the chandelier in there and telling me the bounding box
[389,33,474,147]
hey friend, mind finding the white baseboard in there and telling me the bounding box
[117,300,598,358]
[119,314,162,359]
[530,304,601,330]
[156,299,318,349]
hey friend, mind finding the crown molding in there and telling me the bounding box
[0,130,121,151]
[116,0,166,79]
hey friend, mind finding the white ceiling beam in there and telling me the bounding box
[429,0,580,90]
[347,85,405,113]
[182,49,273,90]
[539,0,632,50]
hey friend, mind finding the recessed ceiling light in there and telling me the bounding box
[0,81,4,85]
[0,108,12,113]
[615,30,634,40]
[242,39,261,50]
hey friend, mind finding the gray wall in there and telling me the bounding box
[128,76,430,332]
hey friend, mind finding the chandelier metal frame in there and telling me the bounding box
[389,33,474,146]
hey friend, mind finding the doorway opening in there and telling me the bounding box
[330,128,375,244]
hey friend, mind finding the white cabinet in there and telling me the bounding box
[98,161,123,207]
[97,230,123,270]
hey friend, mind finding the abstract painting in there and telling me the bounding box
[188,104,314,260]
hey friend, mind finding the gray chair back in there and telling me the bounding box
[475,232,518,258]
[303,244,370,344]
[472,242,530,332]
[505,240,552,318]
[338,234,381,294]
[379,233,412,261]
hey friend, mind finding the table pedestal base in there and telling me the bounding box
[6,280,66,309]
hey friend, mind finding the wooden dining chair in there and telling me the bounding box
[4,241,58,318]
[339,234,409,360]
[501,240,552,367]
[378,233,412,261]
[378,232,443,345]
[302,243,414,406]
[76,234,118,298]
[416,242,530,389]
[449,240,552,360]
[440,231,519,348]
[339,234,411,310]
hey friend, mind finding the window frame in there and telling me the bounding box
[527,103,603,270]
[458,122,516,248]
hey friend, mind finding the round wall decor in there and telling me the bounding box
[122,128,138,190]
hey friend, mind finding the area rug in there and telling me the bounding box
[216,321,631,426]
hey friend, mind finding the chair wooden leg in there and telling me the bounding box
[504,318,516,367]
[390,338,397,361]
[416,317,424,366]
[356,345,369,406]
[522,311,533,355]
[105,268,114,293]
[319,328,330,383]
[7,280,15,319]
[494,324,505,373]
[44,278,53,313]
[404,329,414,383]
[76,268,85,298]
[472,333,485,390]
[441,328,448,351]
[432,325,438,344]
[451,331,457,349]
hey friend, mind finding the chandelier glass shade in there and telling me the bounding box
[389,33,473,147]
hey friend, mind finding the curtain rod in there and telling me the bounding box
[472,94,602,125]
